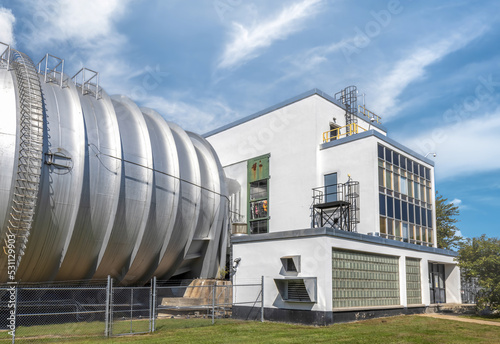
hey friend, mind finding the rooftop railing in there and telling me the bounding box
[322,123,367,143]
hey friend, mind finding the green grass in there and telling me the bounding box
[2,315,500,344]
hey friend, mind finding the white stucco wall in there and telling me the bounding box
[232,234,460,312]
[208,95,349,232]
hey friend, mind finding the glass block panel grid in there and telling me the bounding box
[332,249,400,308]
[406,258,422,304]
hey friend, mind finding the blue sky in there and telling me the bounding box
[1,0,499,239]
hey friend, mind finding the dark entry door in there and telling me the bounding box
[429,263,446,303]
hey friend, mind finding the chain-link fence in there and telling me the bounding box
[0,277,263,343]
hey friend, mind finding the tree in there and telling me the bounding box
[458,235,500,312]
[435,192,462,250]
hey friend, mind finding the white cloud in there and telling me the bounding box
[450,198,462,206]
[0,7,15,46]
[139,95,239,134]
[19,0,129,48]
[404,111,500,179]
[217,0,322,70]
[14,0,144,100]
[370,25,488,119]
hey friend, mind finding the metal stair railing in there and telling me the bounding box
[3,48,44,277]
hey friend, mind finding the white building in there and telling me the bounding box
[205,87,460,325]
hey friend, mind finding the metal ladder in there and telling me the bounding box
[335,86,358,136]
[5,48,44,275]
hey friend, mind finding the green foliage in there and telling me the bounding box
[435,192,463,250]
[458,235,500,312]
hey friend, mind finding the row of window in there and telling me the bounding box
[380,216,433,246]
[378,144,430,181]
[379,195,432,226]
[379,160,432,205]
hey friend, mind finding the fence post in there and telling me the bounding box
[261,276,264,322]
[130,288,133,334]
[104,275,112,337]
[152,276,156,332]
[212,282,216,324]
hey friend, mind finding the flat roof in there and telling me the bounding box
[204,88,387,137]
[232,227,457,257]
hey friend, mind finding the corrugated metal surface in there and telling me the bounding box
[0,47,227,285]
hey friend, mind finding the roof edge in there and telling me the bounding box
[204,88,386,138]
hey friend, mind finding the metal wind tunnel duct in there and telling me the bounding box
[0,44,228,285]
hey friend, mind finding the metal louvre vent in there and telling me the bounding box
[286,280,310,302]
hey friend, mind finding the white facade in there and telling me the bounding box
[205,89,460,323]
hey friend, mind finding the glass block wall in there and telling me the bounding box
[332,249,400,308]
[406,258,422,304]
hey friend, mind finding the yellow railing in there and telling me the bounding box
[358,105,382,124]
[323,123,367,143]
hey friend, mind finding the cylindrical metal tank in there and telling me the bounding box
[0,45,227,285]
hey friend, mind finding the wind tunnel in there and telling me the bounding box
[0,44,228,285]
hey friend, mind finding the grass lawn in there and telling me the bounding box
[3,315,500,344]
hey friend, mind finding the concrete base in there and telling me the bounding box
[232,305,427,326]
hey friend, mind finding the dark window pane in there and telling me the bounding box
[378,144,384,159]
[401,157,406,170]
[421,207,427,227]
[414,163,419,176]
[250,220,268,234]
[426,168,430,180]
[385,147,392,163]
[395,199,401,220]
[393,153,400,167]
[415,205,421,225]
[428,209,432,227]
[387,196,394,218]
[402,201,408,222]
[324,173,338,202]
[379,194,386,216]
[420,165,425,177]
[409,204,414,223]
[407,160,412,173]
[250,180,268,200]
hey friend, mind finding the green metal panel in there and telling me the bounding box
[248,155,269,182]
[406,258,422,304]
[332,249,400,308]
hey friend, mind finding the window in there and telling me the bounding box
[378,145,385,159]
[386,170,392,190]
[248,155,270,234]
[402,201,408,221]
[387,196,394,218]
[379,194,386,216]
[324,172,338,202]
[394,199,401,220]
[402,223,409,241]
[378,166,385,187]
[400,176,407,195]
[380,216,387,234]
[385,147,392,163]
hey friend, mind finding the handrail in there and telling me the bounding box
[0,42,10,69]
[322,123,366,143]
[358,105,382,124]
